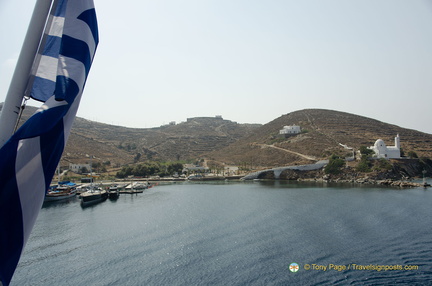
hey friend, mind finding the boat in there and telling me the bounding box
[44,184,77,202]
[187,174,203,180]
[121,182,149,194]
[108,185,120,199]
[129,182,149,190]
[80,186,108,206]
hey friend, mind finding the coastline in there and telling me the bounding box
[111,174,427,188]
[295,177,426,188]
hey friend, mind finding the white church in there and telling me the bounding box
[368,134,401,159]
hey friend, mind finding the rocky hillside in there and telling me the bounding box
[70,116,260,165]
[5,105,432,172]
[206,109,432,169]
[13,105,260,167]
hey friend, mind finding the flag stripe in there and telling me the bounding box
[78,9,99,44]
[28,0,66,102]
[0,142,23,286]
[40,36,62,58]
[48,16,65,37]
[34,55,58,80]
[62,36,93,75]
[16,137,45,247]
[52,0,67,17]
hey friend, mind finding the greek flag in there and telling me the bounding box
[0,0,98,285]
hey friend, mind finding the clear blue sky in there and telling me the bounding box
[1,0,432,134]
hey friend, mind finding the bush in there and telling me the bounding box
[407,151,418,159]
[116,162,184,178]
[324,155,345,175]
[359,146,374,157]
[356,156,372,172]
[373,158,392,171]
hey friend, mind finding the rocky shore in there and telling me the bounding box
[254,158,432,188]
[296,176,426,188]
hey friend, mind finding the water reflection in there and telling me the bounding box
[42,196,79,209]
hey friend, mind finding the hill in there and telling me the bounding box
[13,105,260,167]
[206,109,432,169]
[5,105,432,173]
[70,116,260,166]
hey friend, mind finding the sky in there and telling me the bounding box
[1,0,432,134]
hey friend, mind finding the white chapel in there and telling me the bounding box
[369,134,401,159]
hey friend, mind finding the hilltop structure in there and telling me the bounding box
[187,115,224,122]
[369,134,401,159]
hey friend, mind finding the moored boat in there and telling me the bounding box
[121,182,149,194]
[44,184,77,202]
[80,186,108,206]
[108,185,120,199]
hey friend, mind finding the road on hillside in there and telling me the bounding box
[252,143,317,161]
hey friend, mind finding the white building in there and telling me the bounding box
[224,166,239,176]
[279,125,301,135]
[369,134,401,159]
[182,164,209,174]
[69,163,91,173]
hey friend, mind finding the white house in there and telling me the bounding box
[69,163,91,173]
[182,164,209,174]
[224,166,239,176]
[279,125,301,135]
[368,134,401,159]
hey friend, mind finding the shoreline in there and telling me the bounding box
[62,170,430,189]
[295,177,427,188]
[98,175,428,188]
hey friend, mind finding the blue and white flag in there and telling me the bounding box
[0,0,98,285]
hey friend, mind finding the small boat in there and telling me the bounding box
[126,182,148,190]
[80,186,108,206]
[121,182,149,193]
[108,185,120,199]
[44,184,77,202]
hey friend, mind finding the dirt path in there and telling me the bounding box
[253,143,317,161]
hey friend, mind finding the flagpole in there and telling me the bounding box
[0,0,54,147]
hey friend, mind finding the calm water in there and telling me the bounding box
[11,181,432,285]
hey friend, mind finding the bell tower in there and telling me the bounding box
[395,134,400,150]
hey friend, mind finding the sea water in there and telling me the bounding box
[11,181,432,285]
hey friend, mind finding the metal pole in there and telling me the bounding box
[0,0,53,147]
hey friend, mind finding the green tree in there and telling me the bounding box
[356,156,372,172]
[116,161,184,178]
[359,146,374,156]
[132,164,147,177]
[167,163,183,175]
[134,152,142,163]
[324,155,345,175]
[116,165,133,178]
